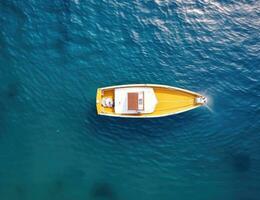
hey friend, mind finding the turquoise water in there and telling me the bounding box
[0,0,259,199]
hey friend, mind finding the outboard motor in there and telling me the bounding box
[195,96,207,105]
[102,97,114,107]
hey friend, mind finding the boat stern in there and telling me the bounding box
[96,88,102,114]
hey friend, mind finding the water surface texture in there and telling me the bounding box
[0,0,259,200]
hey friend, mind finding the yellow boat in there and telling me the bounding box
[96,84,207,118]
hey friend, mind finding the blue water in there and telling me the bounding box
[0,0,259,199]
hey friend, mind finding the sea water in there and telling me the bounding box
[0,0,259,200]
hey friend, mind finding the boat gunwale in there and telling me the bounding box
[96,84,204,118]
[97,105,201,118]
[98,84,202,97]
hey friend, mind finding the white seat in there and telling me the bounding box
[114,87,157,114]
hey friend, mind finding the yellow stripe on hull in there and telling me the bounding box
[96,84,205,118]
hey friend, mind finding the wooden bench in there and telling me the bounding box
[127,92,144,111]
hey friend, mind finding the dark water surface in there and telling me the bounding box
[0,0,259,199]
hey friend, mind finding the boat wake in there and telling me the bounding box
[201,91,214,113]
[205,104,214,113]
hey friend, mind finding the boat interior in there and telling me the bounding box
[97,86,202,117]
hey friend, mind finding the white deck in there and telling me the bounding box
[114,87,157,114]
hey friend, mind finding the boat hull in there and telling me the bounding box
[96,84,205,118]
